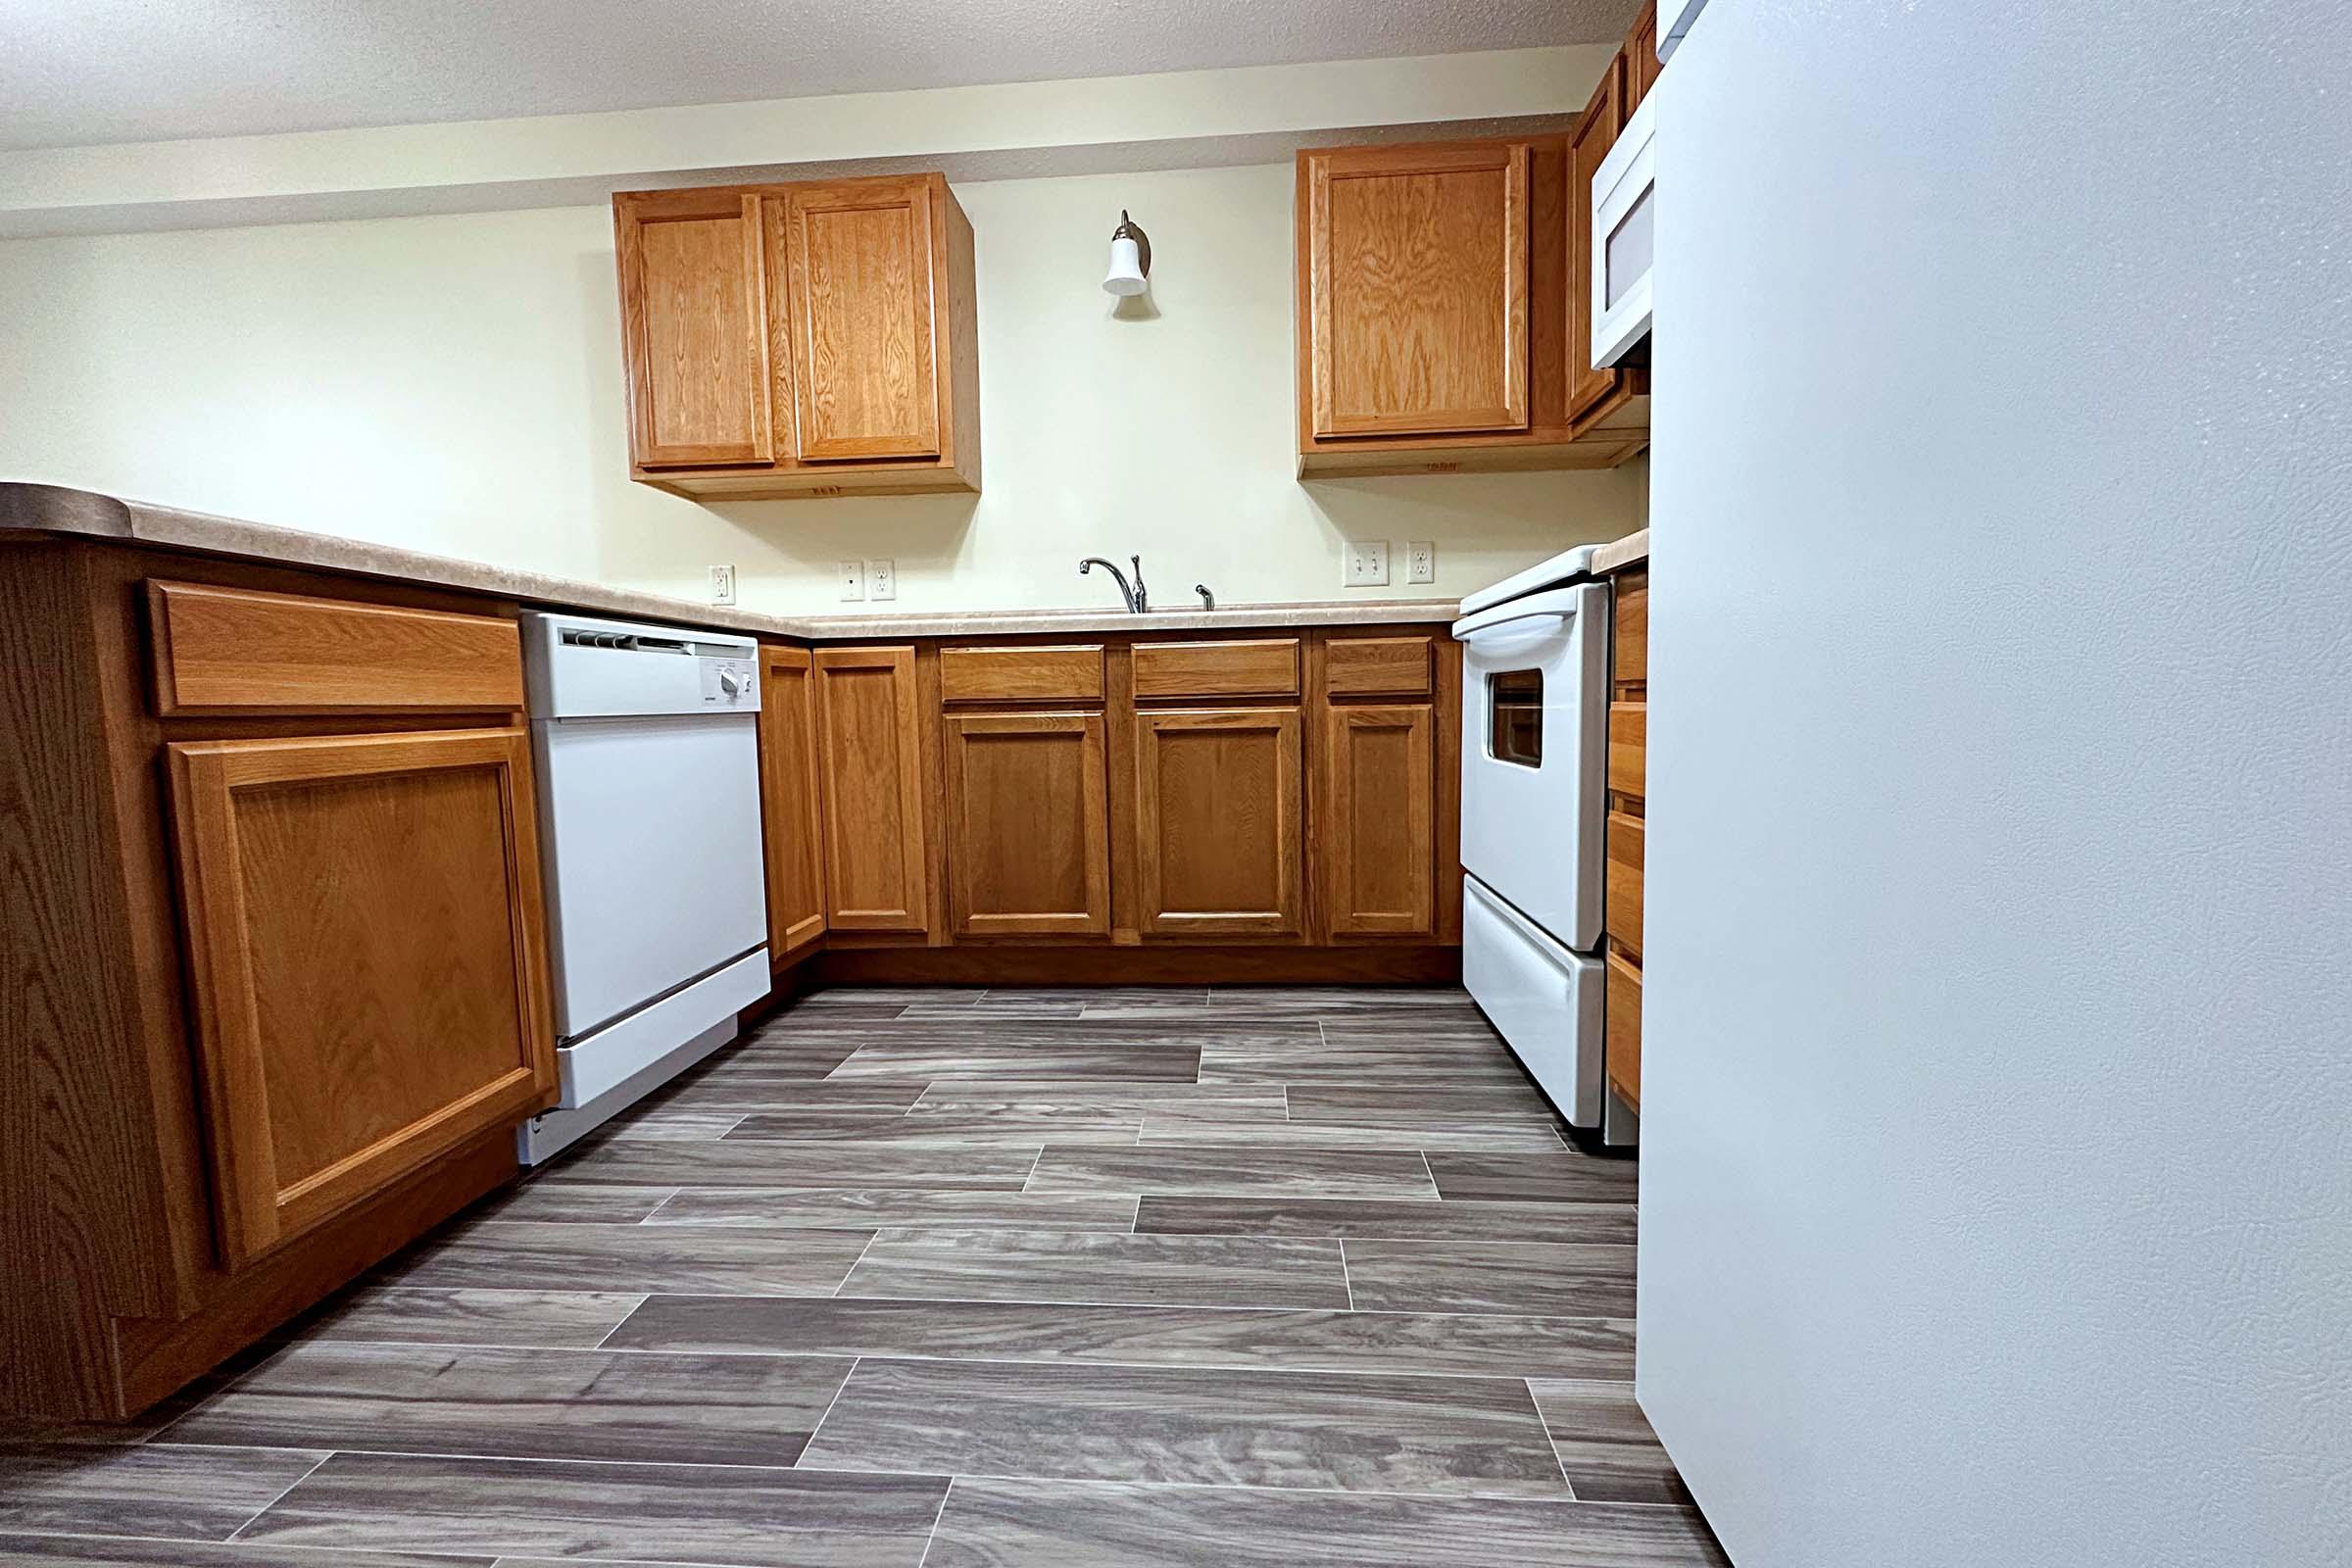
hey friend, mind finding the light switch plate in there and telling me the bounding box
[1345,541,1391,588]
[866,559,897,602]
[708,564,737,606]
[837,560,866,601]
[1406,541,1437,585]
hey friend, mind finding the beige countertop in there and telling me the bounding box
[0,483,1463,640]
[1592,527,1649,574]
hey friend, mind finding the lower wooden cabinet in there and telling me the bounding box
[1319,703,1437,938]
[944,712,1111,938]
[1132,708,1305,938]
[166,727,556,1267]
[757,647,828,958]
[813,646,934,933]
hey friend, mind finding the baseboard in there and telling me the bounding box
[808,945,1462,987]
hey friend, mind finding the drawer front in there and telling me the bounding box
[1612,571,1647,685]
[149,581,524,715]
[1604,809,1644,956]
[1608,700,1647,799]
[1605,949,1642,1110]
[1325,635,1435,698]
[939,644,1105,704]
[1133,638,1301,700]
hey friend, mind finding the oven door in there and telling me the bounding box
[1453,583,1608,951]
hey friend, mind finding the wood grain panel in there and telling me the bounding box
[1132,639,1301,701]
[166,728,556,1266]
[940,645,1105,705]
[147,581,523,715]
[757,646,827,959]
[1306,142,1531,438]
[784,176,941,462]
[1605,949,1642,1110]
[1132,709,1303,939]
[613,189,773,468]
[1626,2,1661,111]
[813,646,932,932]
[1607,701,1646,800]
[1320,704,1437,939]
[944,712,1112,938]
[1324,636,1435,698]
[1604,810,1644,958]
[1611,570,1648,686]
[1567,58,1628,423]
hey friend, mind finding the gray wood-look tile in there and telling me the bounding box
[908,1083,1284,1115]
[600,1105,748,1140]
[608,1295,1637,1381]
[644,1077,932,1114]
[0,1536,494,1568]
[1528,1378,1695,1504]
[1136,1195,1638,1244]
[537,1135,1042,1190]
[821,1027,1211,1082]
[1285,1082,1564,1123]
[1342,1240,1639,1317]
[466,1181,677,1224]
[798,1357,1568,1498]
[235,1450,949,1567]
[380,1219,874,1296]
[1423,1150,1641,1202]
[645,1187,1141,1232]
[726,1108,1140,1146]
[924,1478,1730,1567]
[299,1286,648,1349]
[1199,1036,1539,1086]
[167,1342,853,1467]
[0,1443,325,1542]
[1025,1144,1441,1200]
[1136,1111,1566,1152]
[1204,986,1489,1016]
[838,1228,1349,1309]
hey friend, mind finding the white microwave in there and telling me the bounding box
[1591,88,1656,369]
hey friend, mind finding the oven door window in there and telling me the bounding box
[1489,670,1543,766]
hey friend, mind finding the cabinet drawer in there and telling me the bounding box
[149,581,524,715]
[1612,572,1647,686]
[1608,700,1646,799]
[1133,639,1301,700]
[1605,948,1642,1109]
[1325,635,1435,698]
[1605,810,1644,956]
[939,644,1104,704]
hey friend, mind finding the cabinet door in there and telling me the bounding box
[1320,704,1437,938]
[1305,143,1531,439]
[758,647,827,958]
[814,646,932,932]
[1132,709,1304,938]
[614,190,774,468]
[1568,57,1628,422]
[1626,2,1662,112]
[167,728,556,1267]
[783,177,943,462]
[945,713,1111,938]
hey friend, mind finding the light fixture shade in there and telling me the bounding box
[1102,233,1148,296]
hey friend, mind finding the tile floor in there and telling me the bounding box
[0,985,1725,1567]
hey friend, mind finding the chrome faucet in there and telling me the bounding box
[1194,584,1216,610]
[1078,555,1148,612]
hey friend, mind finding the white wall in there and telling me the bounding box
[1640,4,2351,1567]
[0,163,1638,613]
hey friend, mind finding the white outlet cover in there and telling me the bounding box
[837,560,866,601]
[1406,541,1437,585]
[866,559,897,602]
[709,564,737,606]
[1346,540,1392,588]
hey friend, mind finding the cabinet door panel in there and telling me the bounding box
[615,191,773,468]
[759,647,827,958]
[168,728,555,1267]
[1321,704,1437,938]
[1133,709,1303,938]
[785,178,943,462]
[814,646,932,932]
[1307,143,1531,438]
[1568,59,1628,422]
[946,713,1111,938]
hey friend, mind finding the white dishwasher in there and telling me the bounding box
[516,612,769,1163]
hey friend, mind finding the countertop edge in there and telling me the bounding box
[1591,527,1650,575]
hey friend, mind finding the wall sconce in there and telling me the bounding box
[1102,210,1151,296]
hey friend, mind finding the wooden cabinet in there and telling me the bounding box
[944,712,1111,938]
[1626,0,1662,112]
[1568,57,1631,426]
[168,728,555,1266]
[613,173,978,500]
[758,647,827,960]
[1603,562,1649,1118]
[813,645,934,933]
[1132,708,1305,938]
[1318,703,1437,938]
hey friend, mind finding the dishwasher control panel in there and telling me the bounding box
[699,656,758,707]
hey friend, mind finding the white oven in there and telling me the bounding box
[1454,554,1611,1127]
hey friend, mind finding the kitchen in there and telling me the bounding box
[0,5,2343,1568]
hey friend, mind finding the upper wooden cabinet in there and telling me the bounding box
[1296,136,1646,476]
[1568,57,1633,426]
[757,647,828,960]
[613,173,978,500]
[813,645,935,934]
[1626,0,1662,112]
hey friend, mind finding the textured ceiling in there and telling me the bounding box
[0,0,1639,152]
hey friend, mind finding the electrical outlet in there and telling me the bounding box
[837,560,866,601]
[1345,541,1391,588]
[866,559,897,602]
[708,564,737,606]
[1406,541,1437,585]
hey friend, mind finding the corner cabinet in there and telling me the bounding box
[614,173,979,501]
